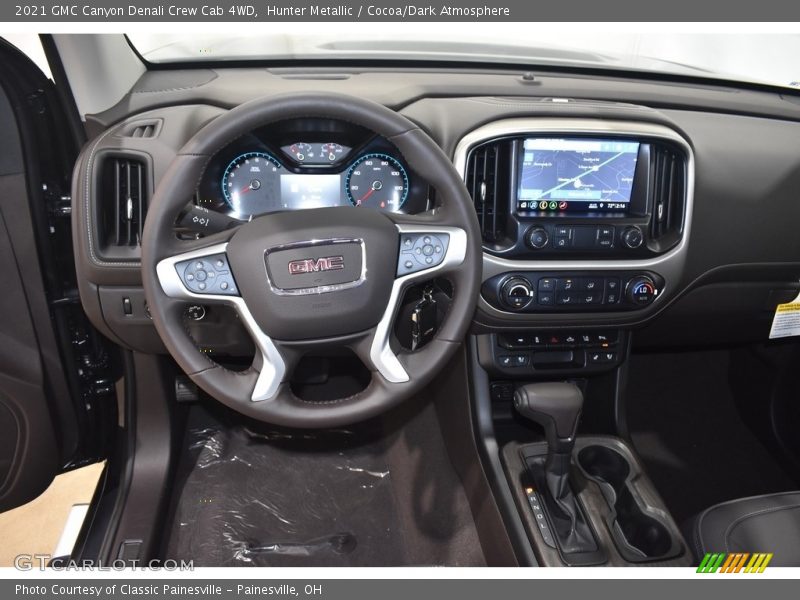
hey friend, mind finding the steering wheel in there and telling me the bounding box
[141,93,481,428]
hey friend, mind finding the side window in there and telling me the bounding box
[1,34,52,79]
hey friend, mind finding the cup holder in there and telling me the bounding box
[578,444,679,562]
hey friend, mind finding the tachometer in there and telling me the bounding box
[221,152,283,218]
[345,153,409,211]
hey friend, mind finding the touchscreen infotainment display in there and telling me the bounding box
[516,138,640,213]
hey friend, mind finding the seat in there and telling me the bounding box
[691,491,800,566]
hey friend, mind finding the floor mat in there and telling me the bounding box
[163,401,486,567]
[626,350,797,524]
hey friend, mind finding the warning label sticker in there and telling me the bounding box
[769,294,800,339]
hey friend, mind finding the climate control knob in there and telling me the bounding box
[500,277,535,310]
[625,275,658,306]
[526,226,549,249]
[622,226,644,249]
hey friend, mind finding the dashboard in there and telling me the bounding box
[70,66,800,358]
[193,118,429,219]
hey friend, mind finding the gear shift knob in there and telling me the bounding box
[513,382,595,555]
[513,382,583,450]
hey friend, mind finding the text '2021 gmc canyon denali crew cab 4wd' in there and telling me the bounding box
[2,32,800,567]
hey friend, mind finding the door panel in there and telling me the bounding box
[0,37,116,511]
[0,91,60,508]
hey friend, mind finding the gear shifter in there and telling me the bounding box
[514,382,597,555]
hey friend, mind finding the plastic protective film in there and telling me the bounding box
[164,404,486,567]
[165,421,400,566]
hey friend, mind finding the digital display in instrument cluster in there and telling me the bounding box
[516,138,640,214]
[280,174,341,210]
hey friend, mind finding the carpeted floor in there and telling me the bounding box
[625,349,797,524]
[164,400,486,567]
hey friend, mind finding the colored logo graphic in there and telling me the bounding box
[697,552,773,573]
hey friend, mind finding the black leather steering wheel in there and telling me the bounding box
[141,93,481,428]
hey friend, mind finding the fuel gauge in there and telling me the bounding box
[321,143,347,163]
[284,142,315,163]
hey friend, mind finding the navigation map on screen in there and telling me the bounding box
[517,138,640,213]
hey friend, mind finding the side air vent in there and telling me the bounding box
[649,144,687,249]
[101,157,147,248]
[116,119,162,139]
[465,139,513,246]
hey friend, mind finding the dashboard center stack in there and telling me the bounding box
[459,120,692,318]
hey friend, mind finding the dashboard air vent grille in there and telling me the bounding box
[117,119,161,139]
[130,123,156,138]
[465,140,511,245]
[105,158,147,247]
[650,145,686,244]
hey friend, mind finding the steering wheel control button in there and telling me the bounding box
[176,253,239,296]
[397,232,450,276]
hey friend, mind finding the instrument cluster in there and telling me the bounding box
[195,119,429,219]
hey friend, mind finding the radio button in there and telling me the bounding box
[597,225,615,238]
[622,226,644,249]
[555,225,573,237]
[526,227,549,249]
[596,225,615,248]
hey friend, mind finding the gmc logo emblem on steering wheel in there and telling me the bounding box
[287,256,346,275]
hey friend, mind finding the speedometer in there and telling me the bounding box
[345,154,409,211]
[221,152,283,218]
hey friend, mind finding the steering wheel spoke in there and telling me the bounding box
[156,240,287,402]
[364,220,468,384]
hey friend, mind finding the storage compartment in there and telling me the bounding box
[577,442,682,562]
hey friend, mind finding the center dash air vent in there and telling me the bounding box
[101,157,148,248]
[649,144,687,250]
[464,139,513,247]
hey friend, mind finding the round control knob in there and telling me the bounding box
[500,277,535,310]
[186,305,206,321]
[622,226,644,249]
[526,226,549,250]
[625,275,657,307]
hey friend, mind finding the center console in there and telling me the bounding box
[454,118,693,328]
[455,115,695,567]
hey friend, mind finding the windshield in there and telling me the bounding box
[128,29,800,90]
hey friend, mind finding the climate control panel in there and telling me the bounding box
[482,271,664,313]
